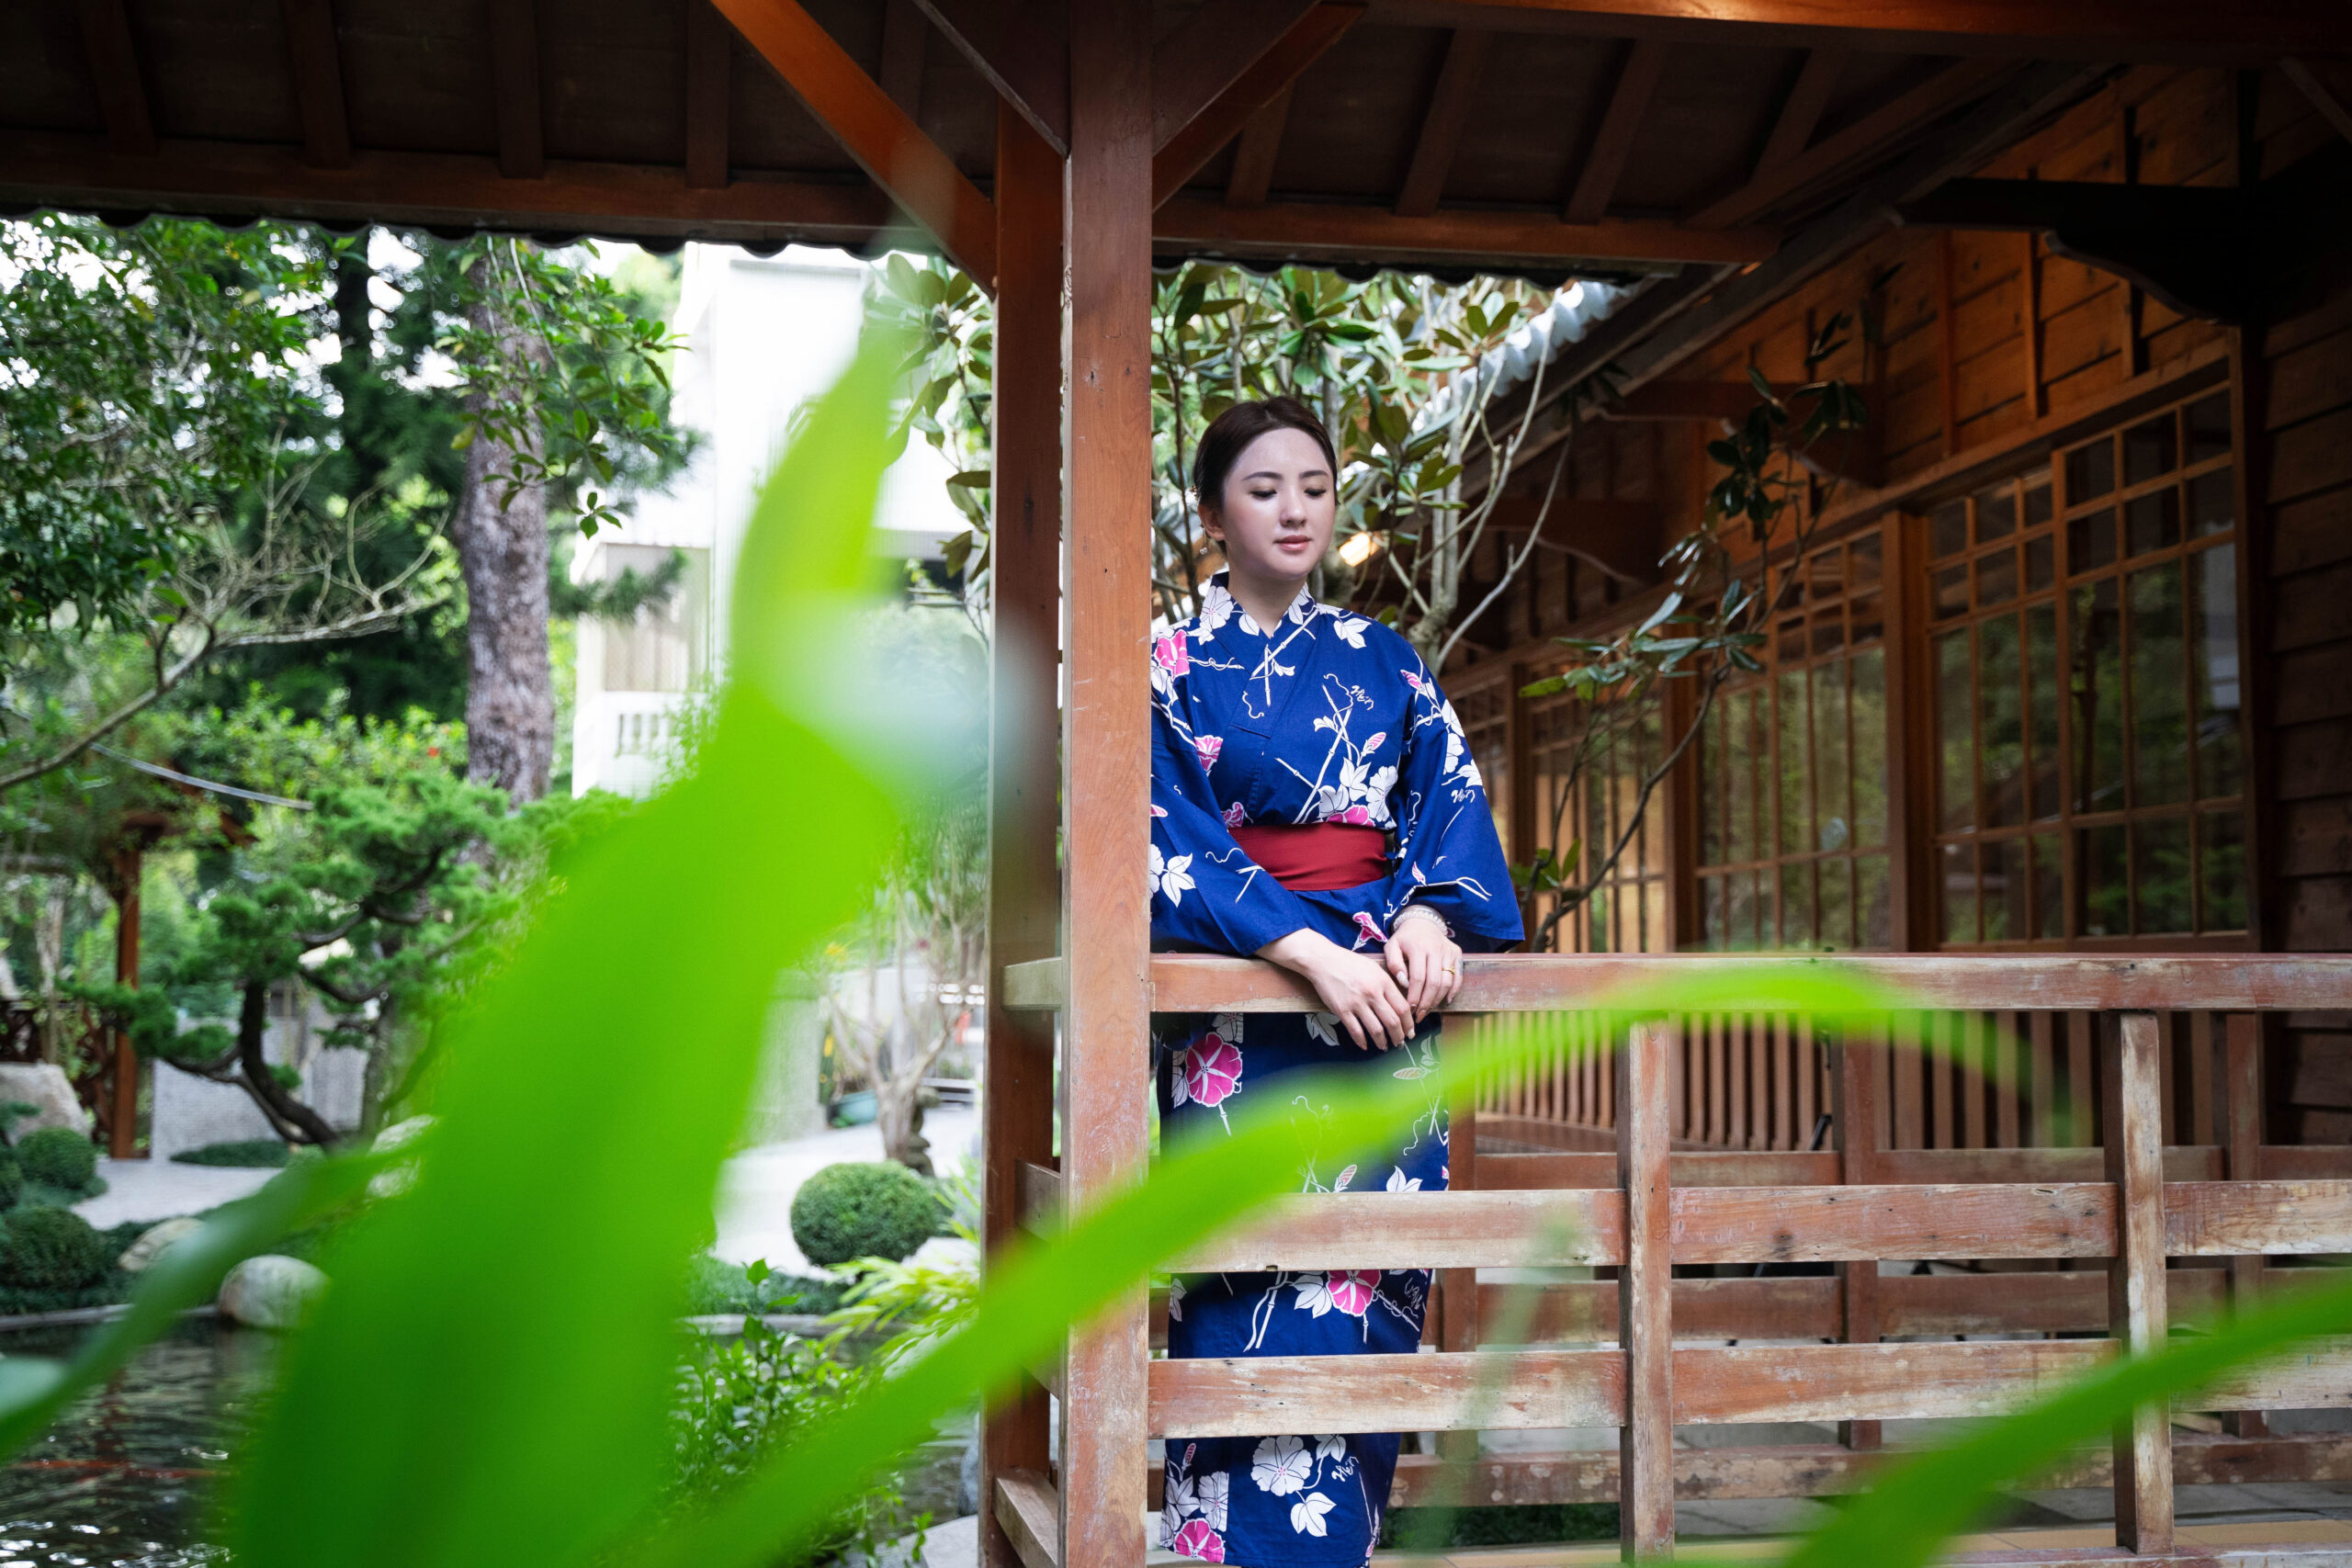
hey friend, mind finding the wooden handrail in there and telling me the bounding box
[1001,952,2352,1014]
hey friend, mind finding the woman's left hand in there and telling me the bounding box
[1385,912,1464,1017]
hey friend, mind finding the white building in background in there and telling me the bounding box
[571,244,967,797]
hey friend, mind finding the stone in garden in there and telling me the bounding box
[0,1064,93,1138]
[119,1216,205,1273]
[218,1254,327,1330]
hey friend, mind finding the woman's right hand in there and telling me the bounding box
[1258,929,1416,1051]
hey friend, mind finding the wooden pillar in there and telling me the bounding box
[981,97,1065,1568]
[2106,1011,2173,1555]
[1617,1019,1675,1561]
[1057,1,1154,1562]
[2221,1012,2269,1438]
[108,840,143,1158]
[1438,1059,1480,1461]
[1834,1025,1882,1451]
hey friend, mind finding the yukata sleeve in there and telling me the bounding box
[1150,691,1315,955]
[1384,643,1525,953]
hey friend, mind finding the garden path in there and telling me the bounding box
[76,1156,277,1229]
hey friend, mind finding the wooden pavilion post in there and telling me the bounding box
[1833,1023,1883,1452]
[980,98,1065,1568]
[1057,2,1154,1562]
[1617,1019,1676,1561]
[2107,1012,2173,1554]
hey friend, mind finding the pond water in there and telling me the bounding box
[0,1319,270,1568]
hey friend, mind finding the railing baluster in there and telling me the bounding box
[1835,1021,1883,1454]
[1619,1018,1676,1560]
[2108,1011,2174,1554]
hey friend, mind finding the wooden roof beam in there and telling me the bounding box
[1564,39,1668,224]
[489,0,544,180]
[710,0,998,286]
[1751,47,1846,177]
[1153,0,1317,152]
[277,0,352,169]
[1688,56,2016,229]
[2283,58,2352,145]
[1152,4,1363,209]
[1597,379,1758,420]
[1154,197,1771,266]
[910,0,1065,154]
[74,0,155,157]
[1360,1,2343,62]
[684,0,731,190]
[1224,86,1293,207]
[1396,28,1493,217]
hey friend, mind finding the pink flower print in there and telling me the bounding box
[1335,804,1374,826]
[1184,1034,1243,1109]
[1363,730,1387,752]
[1194,733,1223,770]
[1327,1269,1378,1316]
[1403,669,1427,692]
[1352,910,1387,948]
[1222,800,1247,828]
[1153,633,1192,679]
[1149,803,1169,818]
[1170,1518,1226,1562]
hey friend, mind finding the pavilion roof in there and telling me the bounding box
[4,1,2333,288]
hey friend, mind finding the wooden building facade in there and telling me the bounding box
[8,3,2352,1564]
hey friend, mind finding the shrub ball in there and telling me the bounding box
[789,1161,940,1269]
[16,1127,96,1191]
[2,1205,110,1291]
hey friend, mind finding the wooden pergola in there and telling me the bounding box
[12,3,2352,1563]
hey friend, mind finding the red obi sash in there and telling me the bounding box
[1229,822,1390,892]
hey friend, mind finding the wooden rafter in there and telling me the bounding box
[1752,47,1847,176]
[73,0,155,157]
[1151,4,1364,209]
[910,0,1067,154]
[1224,86,1293,207]
[2283,57,2352,145]
[1688,56,2016,229]
[1152,0,1320,151]
[1396,28,1493,218]
[877,0,927,116]
[1564,39,1668,224]
[710,0,997,286]
[1362,0,2346,61]
[277,0,351,169]
[684,0,732,191]
[489,0,545,180]
[1593,379,1756,420]
[1156,196,1771,266]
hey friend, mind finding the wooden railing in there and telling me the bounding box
[997,953,2352,1565]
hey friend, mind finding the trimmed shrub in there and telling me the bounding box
[0,1149,19,1211]
[2,1206,110,1292]
[789,1161,939,1269]
[172,1139,293,1168]
[16,1127,96,1191]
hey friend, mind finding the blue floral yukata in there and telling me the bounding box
[1148,570,1521,1567]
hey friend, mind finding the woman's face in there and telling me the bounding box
[1203,427,1336,585]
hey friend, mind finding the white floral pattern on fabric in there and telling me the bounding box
[1291,1492,1336,1537]
[1149,843,1195,907]
[1251,1436,1314,1496]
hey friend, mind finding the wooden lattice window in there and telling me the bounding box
[1695,529,1894,950]
[1526,688,1669,953]
[1926,386,2244,944]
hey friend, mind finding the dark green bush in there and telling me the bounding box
[683,1255,842,1316]
[0,1148,20,1211]
[172,1139,293,1168]
[16,1127,96,1191]
[1382,1504,1618,1549]
[2,1205,111,1292]
[789,1161,939,1269]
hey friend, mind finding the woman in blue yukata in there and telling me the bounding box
[1150,398,1522,1566]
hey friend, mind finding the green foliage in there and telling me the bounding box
[666,1316,923,1563]
[173,1139,294,1168]
[789,1161,943,1269]
[0,216,326,637]
[683,1256,840,1318]
[0,1220,145,1316]
[0,1205,109,1291]
[1384,1503,1617,1549]
[0,1148,20,1211]
[12,1127,94,1192]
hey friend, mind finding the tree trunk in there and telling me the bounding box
[452,268,555,804]
[875,1075,933,1176]
[234,980,343,1147]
